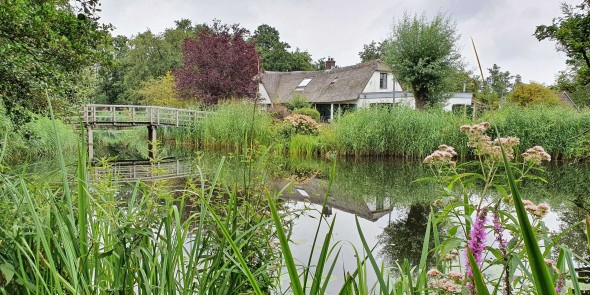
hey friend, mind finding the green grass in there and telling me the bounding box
[483,104,590,159]
[331,104,590,160]
[332,105,471,158]
[198,102,274,151]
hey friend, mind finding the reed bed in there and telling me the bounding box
[332,105,471,158]
[483,104,590,159]
[331,104,590,160]
[198,102,274,151]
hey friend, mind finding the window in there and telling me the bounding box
[296,77,312,90]
[379,73,388,89]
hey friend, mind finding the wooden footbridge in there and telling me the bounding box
[83,104,208,159]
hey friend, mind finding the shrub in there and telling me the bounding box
[292,107,320,122]
[285,94,311,111]
[267,104,290,120]
[283,114,320,136]
[509,82,560,106]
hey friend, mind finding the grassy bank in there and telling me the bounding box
[332,105,471,157]
[332,104,590,159]
[176,102,590,161]
[4,102,589,163]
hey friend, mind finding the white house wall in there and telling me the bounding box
[362,71,402,93]
[258,83,272,105]
[356,96,415,108]
[443,95,472,111]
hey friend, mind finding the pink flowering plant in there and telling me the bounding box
[418,122,579,295]
[281,114,320,137]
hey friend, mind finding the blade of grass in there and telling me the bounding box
[355,215,389,295]
[200,197,264,295]
[268,184,304,295]
[310,215,338,294]
[468,249,490,295]
[564,248,581,295]
[304,159,337,290]
[416,209,433,293]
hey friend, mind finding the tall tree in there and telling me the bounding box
[535,1,590,71]
[383,12,461,108]
[486,64,514,97]
[252,24,314,71]
[174,21,260,104]
[0,0,111,127]
[358,40,389,62]
[536,1,590,107]
[95,19,197,104]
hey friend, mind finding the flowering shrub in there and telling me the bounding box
[420,122,578,295]
[282,114,320,136]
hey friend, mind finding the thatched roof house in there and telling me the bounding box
[259,59,473,121]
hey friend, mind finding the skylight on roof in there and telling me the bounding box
[297,77,312,88]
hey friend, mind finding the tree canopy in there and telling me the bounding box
[509,82,560,107]
[358,40,389,62]
[252,24,314,72]
[535,1,590,71]
[95,19,198,104]
[383,12,461,108]
[173,22,260,104]
[0,0,112,127]
[537,1,590,107]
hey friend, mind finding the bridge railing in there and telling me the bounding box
[83,104,208,127]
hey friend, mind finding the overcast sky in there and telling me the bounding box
[98,0,575,85]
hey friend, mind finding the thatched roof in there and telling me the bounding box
[261,60,390,104]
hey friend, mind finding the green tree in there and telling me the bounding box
[448,67,481,93]
[486,64,514,97]
[135,72,186,107]
[509,82,560,106]
[555,68,590,107]
[95,35,130,104]
[535,1,590,72]
[252,24,314,71]
[536,1,590,108]
[383,12,461,108]
[95,19,197,104]
[358,40,389,62]
[314,57,326,70]
[0,0,112,127]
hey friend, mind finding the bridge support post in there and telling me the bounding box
[148,125,157,159]
[87,125,94,161]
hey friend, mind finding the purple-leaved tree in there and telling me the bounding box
[174,22,260,105]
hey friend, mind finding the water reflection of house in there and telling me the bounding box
[259,59,474,122]
[276,178,393,222]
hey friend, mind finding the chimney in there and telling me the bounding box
[325,57,336,70]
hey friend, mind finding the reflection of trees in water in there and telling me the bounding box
[379,203,433,267]
[555,204,590,261]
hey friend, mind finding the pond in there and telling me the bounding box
[17,146,590,293]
